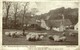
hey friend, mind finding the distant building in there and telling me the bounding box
[74,23,78,31]
[27,17,42,30]
[45,19,72,31]
[34,16,50,30]
[26,15,72,31]
[40,19,50,30]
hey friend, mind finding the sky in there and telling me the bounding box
[3,1,79,18]
[28,2,78,15]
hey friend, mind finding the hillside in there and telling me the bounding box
[38,7,78,25]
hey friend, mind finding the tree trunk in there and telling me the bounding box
[22,6,26,36]
[22,3,28,36]
[14,10,17,29]
[5,7,10,28]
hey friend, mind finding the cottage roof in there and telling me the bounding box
[45,19,72,27]
[28,17,41,25]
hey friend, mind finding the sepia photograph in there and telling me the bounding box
[2,1,78,45]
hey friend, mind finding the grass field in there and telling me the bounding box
[2,29,78,45]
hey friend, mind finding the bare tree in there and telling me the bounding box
[3,1,11,28]
[22,2,29,36]
[13,2,18,29]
